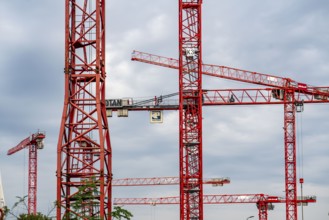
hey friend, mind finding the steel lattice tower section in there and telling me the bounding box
[284,90,297,220]
[28,145,38,214]
[179,1,203,220]
[57,0,112,219]
[257,199,269,220]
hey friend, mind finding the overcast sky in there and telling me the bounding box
[0,0,329,219]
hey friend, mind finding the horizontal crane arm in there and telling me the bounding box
[131,50,329,97]
[132,50,288,87]
[114,194,269,205]
[7,137,31,155]
[7,132,46,155]
[113,194,316,205]
[106,88,329,112]
[112,177,230,186]
[203,88,329,105]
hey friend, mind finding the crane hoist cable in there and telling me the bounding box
[23,143,26,198]
[297,110,304,179]
[133,92,179,106]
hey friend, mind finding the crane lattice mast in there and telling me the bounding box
[57,0,112,219]
[284,90,297,220]
[7,131,45,215]
[179,1,203,220]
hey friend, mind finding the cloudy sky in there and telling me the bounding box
[1,0,329,219]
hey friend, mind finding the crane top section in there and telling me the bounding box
[131,50,329,97]
[7,131,45,155]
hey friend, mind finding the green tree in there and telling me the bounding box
[5,195,28,219]
[62,177,101,220]
[5,196,54,219]
[2,206,10,216]
[60,177,133,220]
[17,212,52,220]
[111,206,133,220]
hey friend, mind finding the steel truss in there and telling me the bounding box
[179,1,203,220]
[57,0,112,219]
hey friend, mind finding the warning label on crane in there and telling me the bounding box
[150,111,163,123]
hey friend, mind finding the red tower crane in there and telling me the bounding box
[129,51,329,220]
[57,0,112,219]
[179,1,204,220]
[113,194,316,220]
[7,131,45,215]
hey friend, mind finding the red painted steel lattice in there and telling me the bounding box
[284,91,297,220]
[28,145,37,215]
[132,50,329,97]
[113,194,316,220]
[179,1,203,220]
[57,0,111,219]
